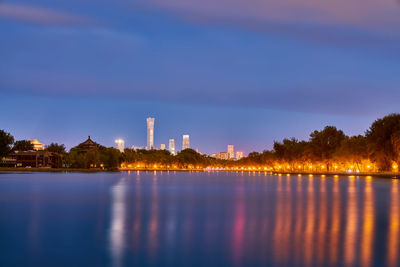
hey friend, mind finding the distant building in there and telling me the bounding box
[147,117,155,150]
[182,135,190,150]
[30,139,45,151]
[236,151,244,160]
[73,136,100,152]
[227,145,234,159]
[115,139,125,153]
[213,152,229,160]
[160,144,166,150]
[10,151,62,168]
[169,139,175,155]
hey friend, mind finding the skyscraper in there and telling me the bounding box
[169,139,175,155]
[182,135,190,150]
[146,117,155,150]
[160,144,166,150]
[227,145,234,159]
[115,139,125,153]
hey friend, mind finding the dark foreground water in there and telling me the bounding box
[0,172,399,267]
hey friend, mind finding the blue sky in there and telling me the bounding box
[1,0,400,154]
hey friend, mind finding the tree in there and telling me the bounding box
[391,131,400,164]
[123,148,137,162]
[100,148,122,169]
[0,130,14,158]
[176,149,209,168]
[13,140,34,151]
[46,143,66,154]
[366,113,400,171]
[309,126,346,171]
[335,135,368,171]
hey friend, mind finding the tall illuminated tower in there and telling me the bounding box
[146,117,155,150]
[182,135,190,150]
[115,139,125,153]
[227,145,234,159]
[169,139,175,155]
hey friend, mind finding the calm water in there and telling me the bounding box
[0,172,399,267]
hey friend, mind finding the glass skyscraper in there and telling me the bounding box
[169,139,175,155]
[182,135,190,150]
[147,117,155,150]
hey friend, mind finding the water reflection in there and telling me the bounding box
[11,172,397,267]
[344,176,358,266]
[148,171,159,259]
[317,176,327,265]
[109,177,128,267]
[361,177,375,267]
[232,179,245,265]
[329,176,341,265]
[387,180,399,267]
[102,173,400,266]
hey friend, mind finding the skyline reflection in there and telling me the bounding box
[1,172,398,266]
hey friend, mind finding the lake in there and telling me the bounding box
[0,171,398,267]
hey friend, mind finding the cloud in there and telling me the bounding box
[2,69,400,116]
[0,3,95,26]
[141,0,400,30]
[131,0,400,46]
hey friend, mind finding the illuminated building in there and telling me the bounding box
[227,145,234,159]
[236,151,244,160]
[146,117,155,150]
[212,152,229,160]
[160,144,166,150]
[169,139,175,155]
[10,151,62,168]
[182,135,190,150]
[115,139,124,153]
[30,139,45,151]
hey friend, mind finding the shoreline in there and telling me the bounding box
[270,170,400,179]
[0,167,399,178]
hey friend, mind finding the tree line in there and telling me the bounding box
[235,113,400,172]
[1,113,400,171]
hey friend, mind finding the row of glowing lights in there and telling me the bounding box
[120,163,399,172]
[275,164,398,171]
[121,164,271,171]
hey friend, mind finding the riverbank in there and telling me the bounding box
[270,170,400,179]
[1,167,399,179]
[0,167,203,173]
[0,167,108,173]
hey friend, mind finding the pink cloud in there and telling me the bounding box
[0,3,95,26]
[139,0,400,33]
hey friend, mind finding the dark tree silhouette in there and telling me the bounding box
[0,130,14,158]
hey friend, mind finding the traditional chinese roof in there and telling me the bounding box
[76,136,99,151]
[29,139,45,150]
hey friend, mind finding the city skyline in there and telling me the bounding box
[111,118,244,156]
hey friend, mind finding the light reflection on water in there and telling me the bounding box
[0,172,399,266]
[109,177,127,267]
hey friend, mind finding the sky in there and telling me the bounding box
[1,0,400,154]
